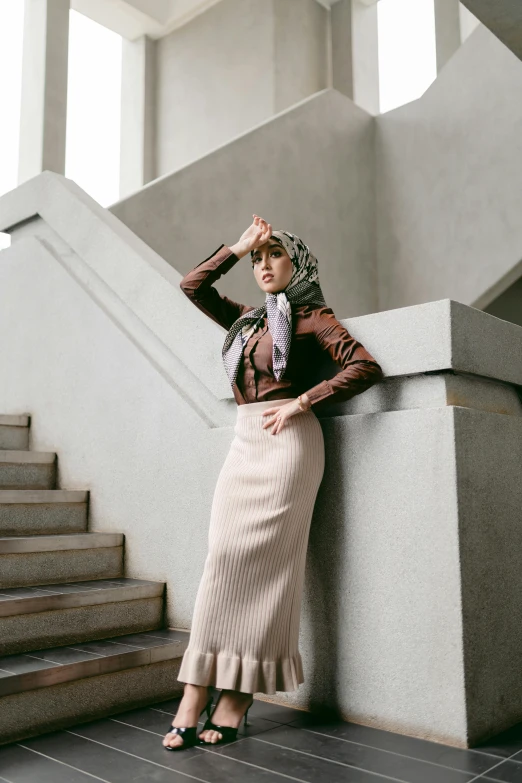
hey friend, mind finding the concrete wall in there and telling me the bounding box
[376,25,522,313]
[2,175,522,744]
[155,0,328,176]
[116,24,522,325]
[112,88,377,321]
[455,406,522,741]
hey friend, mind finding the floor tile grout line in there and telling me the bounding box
[0,585,155,601]
[294,725,503,773]
[100,638,182,649]
[502,747,522,763]
[252,735,442,783]
[466,746,522,782]
[1,636,178,660]
[148,705,243,720]
[0,776,15,783]
[196,745,314,783]
[61,646,111,657]
[467,770,498,782]
[147,697,303,723]
[130,632,184,640]
[0,590,61,597]
[111,717,207,734]
[112,714,290,738]
[28,584,144,594]
[16,743,113,782]
[0,589,64,596]
[69,642,138,653]
[64,730,220,783]
[150,706,181,716]
[99,639,160,649]
[19,651,104,663]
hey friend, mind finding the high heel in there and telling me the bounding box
[199,690,255,745]
[163,688,214,751]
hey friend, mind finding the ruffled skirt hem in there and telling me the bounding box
[177,647,304,695]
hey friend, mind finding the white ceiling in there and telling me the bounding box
[71,0,378,42]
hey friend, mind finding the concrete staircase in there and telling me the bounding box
[0,414,189,746]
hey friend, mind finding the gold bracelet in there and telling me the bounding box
[297,395,308,412]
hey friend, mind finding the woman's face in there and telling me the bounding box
[252,240,293,293]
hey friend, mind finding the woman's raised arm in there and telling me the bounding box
[180,217,273,330]
[179,244,254,330]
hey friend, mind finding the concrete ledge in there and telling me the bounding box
[341,299,522,388]
[0,533,123,554]
[321,370,522,418]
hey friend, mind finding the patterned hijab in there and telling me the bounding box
[222,230,328,386]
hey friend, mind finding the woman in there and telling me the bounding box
[163,215,384,750]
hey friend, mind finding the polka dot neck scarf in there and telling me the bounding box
[222,230,328,386]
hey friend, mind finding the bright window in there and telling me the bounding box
[0,0,24,248]
[378,0,437,113]
[65,10,122,207]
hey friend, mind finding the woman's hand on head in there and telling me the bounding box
[229,215,272,259]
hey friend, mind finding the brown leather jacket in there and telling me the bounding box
[180,244,384,411]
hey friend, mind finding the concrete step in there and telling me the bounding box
[0,415,30,451]
[0,628,190,745]
[0,490,88,536]
[0,577,166,656]
[0,450,56,490]
[0,533,124,589]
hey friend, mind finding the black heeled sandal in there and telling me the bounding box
[199,690,254,745]
[163,689,214,751]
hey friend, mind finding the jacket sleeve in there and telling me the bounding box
[303,306,384,406]
[179,244,255,329]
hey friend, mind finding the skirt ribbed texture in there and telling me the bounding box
[177,397,325,694]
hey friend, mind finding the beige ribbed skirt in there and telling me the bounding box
[177,397,325,695]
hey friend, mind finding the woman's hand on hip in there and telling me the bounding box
[261,396,311,435]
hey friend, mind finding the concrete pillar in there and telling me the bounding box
[18,0,70,184]
[331,0,380,115]
[119,35,157,198]
[434,0,461,71]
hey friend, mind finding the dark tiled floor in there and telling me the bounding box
[1,693,522,782]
